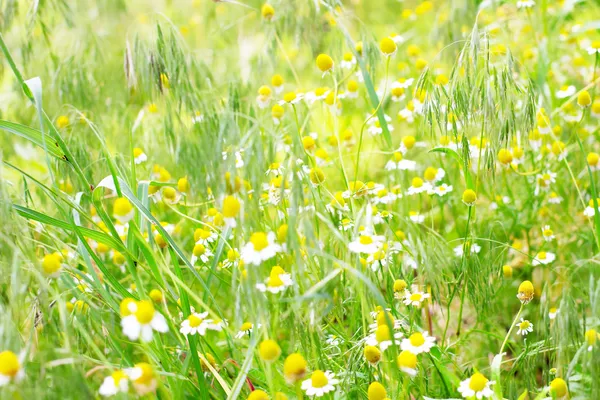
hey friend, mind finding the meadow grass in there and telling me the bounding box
[0,0,599,399]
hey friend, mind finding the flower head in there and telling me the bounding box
[458,372,495,399]
[120,299,169,342]
[0,351,24,386]
[301,370,339,397]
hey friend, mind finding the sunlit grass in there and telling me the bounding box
[0,0,599,399]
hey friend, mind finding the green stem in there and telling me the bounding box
[499,303,524,355]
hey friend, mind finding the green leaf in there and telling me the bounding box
[13,204,126,253]
[0,119,68,161]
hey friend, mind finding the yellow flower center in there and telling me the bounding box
[359,235,373,245]
[240,322,253,331]
[412,177,423,188]
[316,54,334,72]
[375,325,391,342]
[519,320,531,330]
[424,167,437,181]
[538,252,547,260]
[134,363,154,384]
[250,232,269,251]
[409,332,425,347]
[267,274,284,288]
[162,187,176,201]
[134,300,155,324]
[188,314,203,328]
[112,370,127,385]
[193,243,206,256]
[410,293,422,302]
[42,253,62,274]
[113,197,133,217]
[223,196,240,218]
[0,351,20,377]
[397,350,417,369]
[310,370,329,388]
[469,373,488,392]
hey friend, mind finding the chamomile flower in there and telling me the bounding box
[301,370,339,397]
[516,318,534,335]
[348,233,385,254]
[532,251,555,265]
[99,370,129,397]
[396,350,418,377]
[587,40,600,55]
[541,225,555,241]
[535,171,557,195]
[517,280,535,304]
[584,198,600,216]
[222,195,241,227]
[385,152,417,171]
[340,52,356,69]
[284,353,307,383]
[194,227,217,245]
[458,373,495,399]
[431,183,453,196]
[256,266,293,293]
[548,192,563,204]
[407,177,432,195]
[408,211,425,223]
[126,363,157,396]
[403,287,430,307]
[241,232,281,265]
[453,241,481,257]
[113,197,134,224]
[256,85,272,109]
[400,331,436,354]
[338,218,354,231]
[548,307,559,320]
[556,85,576,99]
[120,299,169,342]
[180,312,212,336]
[41,252,64,278]
[585,328,598,351]
[191,243,213,265]
[0,350,24,386]
[133,147,147,164]
[235,322,259,338]
[365,324,403,351]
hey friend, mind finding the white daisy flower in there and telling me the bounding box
[516,318,534,336]
[403,287,430,307]
[541,225,555,241]
[0,351,25,387]
[532,251,555,265]
[235,322,260,339]
[99,370,129,397]
[348,233,385,254]
[133,148,147,164]
[408,211,425,223]
[517,1,535,10]
[430,183,453,196]
[458,373,495,399]
[126,363,157,396]
[120,299,169,342]
[556,85,576,99]
[179,312,212,336]
[191,243,214,265]
[241,232,281,266]
[400,331,436,354]
[256,266,293,293]
[365,325,404,351]
[301,370,339,397]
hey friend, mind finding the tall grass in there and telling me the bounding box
[0,0,599,399]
